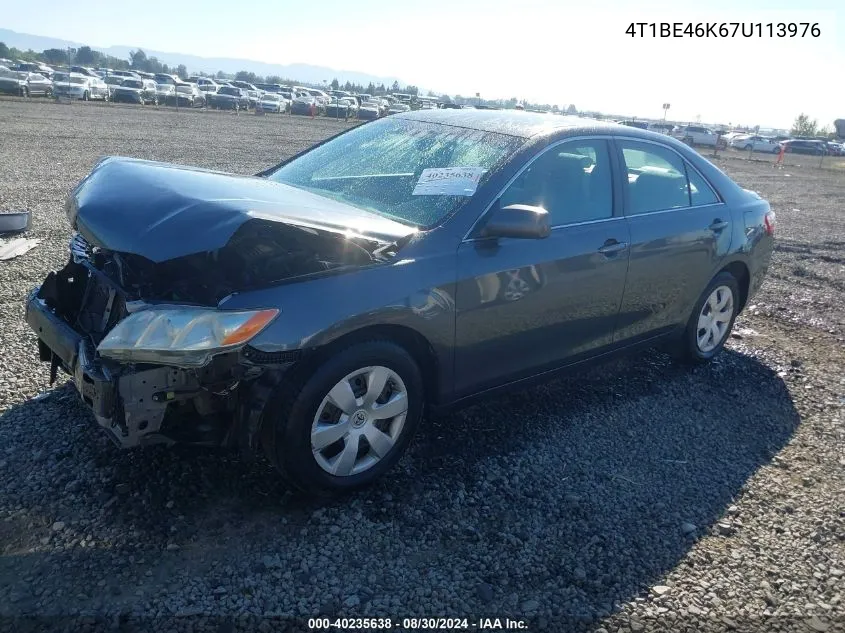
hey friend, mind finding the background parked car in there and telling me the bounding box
[387,102,411,115]
[103,75,124,98]
[209,85,249,110]
[69,66,99,77]
[53,72,110,101]
[357,99,382,120]
[291,94,319,115]
[231,81,264,108]
[780,139,827,156]
[729,135,781,153]
[15,61,54,79]
[0,69,53,97]
[110,70,141,80]
[155,83,176,103]
[325,96,358,118]
[826,141,845,156]
[672,125,727,148]
[154,73,181,86]
[111,78,158,105]
[258,92,286,113]
[166,82,205,107]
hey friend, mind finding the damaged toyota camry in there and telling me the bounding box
[26,110,774,495]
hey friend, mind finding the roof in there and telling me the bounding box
[393,108,618,139]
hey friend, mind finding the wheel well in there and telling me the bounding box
[720,261,750,311]
[310,325,440,403]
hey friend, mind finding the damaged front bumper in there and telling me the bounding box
[25,274,292,451]
[26,286,215,447]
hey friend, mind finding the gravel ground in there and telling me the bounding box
[0,100,842,633]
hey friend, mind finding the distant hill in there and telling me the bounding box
[0,28,408,88]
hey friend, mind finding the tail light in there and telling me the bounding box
[764,210,776,236]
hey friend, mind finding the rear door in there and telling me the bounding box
[454,137,630,396]
[612,138,731,343]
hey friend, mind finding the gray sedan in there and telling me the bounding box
[25,111,774,495]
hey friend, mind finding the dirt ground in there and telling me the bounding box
[0,99,842,632]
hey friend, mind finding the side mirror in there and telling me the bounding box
[479,204,551,240]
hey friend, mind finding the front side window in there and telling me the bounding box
[499,139,614,225]
[268,118,522,228]
[620,141,720,213]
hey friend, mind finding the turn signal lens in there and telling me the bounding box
[221,309,279,346]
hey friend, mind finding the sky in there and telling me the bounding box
[2,0,844,129]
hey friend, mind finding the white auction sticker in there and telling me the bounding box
[412,167,487,196]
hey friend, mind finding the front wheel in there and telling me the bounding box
[671,272,739,364]
[261,340,424,496]
[82,91,89,101]
[21,86,29,98]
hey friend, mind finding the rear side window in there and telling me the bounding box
[684,164,719,206]
[620,141,719,214]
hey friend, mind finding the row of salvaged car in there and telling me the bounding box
[0,62,418,118]
[616,119,844,156]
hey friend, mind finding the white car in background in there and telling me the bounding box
[52,72,109,101]
[672,125,727,148]
[729,135,781,153]
[258,92,286,113]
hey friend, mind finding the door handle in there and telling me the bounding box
[709,219,729,232]
[598,240,628,255]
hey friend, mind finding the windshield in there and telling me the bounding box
[262,94,280,100]
[220,87,239,95]
[267,118,522,228]
[176,85,192,93]
[122,80,143,88]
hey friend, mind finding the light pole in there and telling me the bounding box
[662,102,670,122]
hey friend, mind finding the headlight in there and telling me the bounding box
[97,307,279,366]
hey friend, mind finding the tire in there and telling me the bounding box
[45,88,53,98]
[671,272,740,364]
[21,86,29,98]
[82,91,89,101]
[744,144,753,151]
[261,340,425,496]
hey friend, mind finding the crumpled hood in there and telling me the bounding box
[68,157,417,263]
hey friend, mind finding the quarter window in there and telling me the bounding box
[499,139,613,226]
[684,164,719,206]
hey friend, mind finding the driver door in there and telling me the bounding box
[453,138,630,397]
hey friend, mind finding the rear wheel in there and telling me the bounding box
[671,272,739,364]
[261,340,424,496]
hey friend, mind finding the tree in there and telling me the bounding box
[176,64,187,79]
[42,48,68,65]
[391,80,400,92]
[330,78,339,90]
[235,70,260,84]
[566,104,578,114]
[0,42,9,59]
[366,82,376,95]
[75,46,96,66]
[129,49,148,69]
[791,113,818,137]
